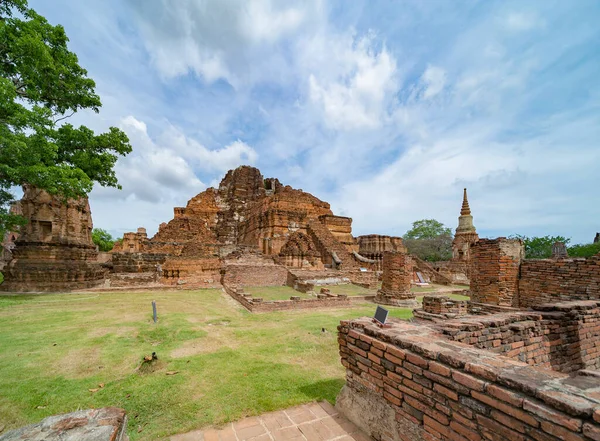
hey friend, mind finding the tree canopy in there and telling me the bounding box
[403,219,453,261]
[511,234,600,259]
[91,228,114,252]
[0,0,132,234]
[404,219,452,240]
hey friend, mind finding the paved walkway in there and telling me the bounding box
[170,401,372,441]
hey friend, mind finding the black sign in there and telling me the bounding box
[374,305,389,325]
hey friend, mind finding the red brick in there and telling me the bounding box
[405,396,449,425]
[387,345,406,360]
[372,340,386,351]
[368,352,381,364]
[434,383,458,401]
[384,391,402,406]
[476,414,527,441]
[490,409,528,434]
[471,391,539,427]
[583,422,600,441]
[384,352,404,365]
[523,399,582,432]
[452,371,487,392]
[450,421,481,441]
[359,334,374,344]
[429,361,451,377]
[486,384,524,407]
[406,353,429,368]
[540,420,586,441]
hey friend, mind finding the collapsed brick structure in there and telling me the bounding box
[1,186,106,292]
[336,232,600,440]
[337,317,600,441]
[106,166,380,293]
[470,237,600,308]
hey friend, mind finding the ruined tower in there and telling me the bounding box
[452,188,479,262]
[1,186,106,292]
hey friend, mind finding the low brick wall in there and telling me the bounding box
[221,260,288,287]
[438,301,600,374]
[346,270,379,289]
[224,285,351,312]
[337,317,600,441]
[519,256,600,307]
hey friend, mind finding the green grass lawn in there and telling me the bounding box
[0,289,413,440]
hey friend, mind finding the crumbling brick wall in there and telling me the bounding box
[438,301,600,374]
[422,296,468,316]
[470,238,524,306]
[519,255,600,307]
[221,253,288,287]
[224,285,351,312]
[337,317,600,441]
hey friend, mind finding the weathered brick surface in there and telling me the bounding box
[519,257,600,307]
[338,317,600,441]
[438,301,600,373]
[375,251,416,305]
[421,296,468,317]
[470,238,524,307]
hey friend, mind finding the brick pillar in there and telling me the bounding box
[470,238,524,307]
[375,251,417,307]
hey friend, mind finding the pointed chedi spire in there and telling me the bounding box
[460,188,471,216]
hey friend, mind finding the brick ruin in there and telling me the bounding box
[335,234,600,440]
[1,166,396,300]
[336,317,600,441]
[1,186,106,292]
[374,251,418,307]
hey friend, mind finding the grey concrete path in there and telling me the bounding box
[170,401,372,441]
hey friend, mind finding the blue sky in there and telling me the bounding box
[29,0,600,244]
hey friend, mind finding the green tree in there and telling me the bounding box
[0,0,132,236]
[403,219,453,261]
[511,235,570,259]
[404,219,452,240]
[91,228,114,252]
[568,242,600,258]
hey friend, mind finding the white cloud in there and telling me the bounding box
[421,65,446,99]
[505,12,540,32]
[306,33,398,130]
[93,116,258,205]
[127,0,317,86]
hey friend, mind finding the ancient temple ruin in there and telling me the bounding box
[1,185,106,292]
[336,235,600,441]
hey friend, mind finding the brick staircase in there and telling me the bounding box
[306,220,360,270]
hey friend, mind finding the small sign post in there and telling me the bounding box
[152,301,157,324]
[373,305,390,327]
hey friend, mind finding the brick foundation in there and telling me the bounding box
[337,317,600,441]
[224,285,351,312]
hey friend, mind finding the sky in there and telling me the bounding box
[28,0,600,244]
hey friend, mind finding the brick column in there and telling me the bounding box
[375,251,417,307]
[470,238,524,306]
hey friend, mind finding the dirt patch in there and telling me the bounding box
[170,327,239,359]
[52,347,103,378]
[88,326,138,338]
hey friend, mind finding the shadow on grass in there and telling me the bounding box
[298,378,345,404]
